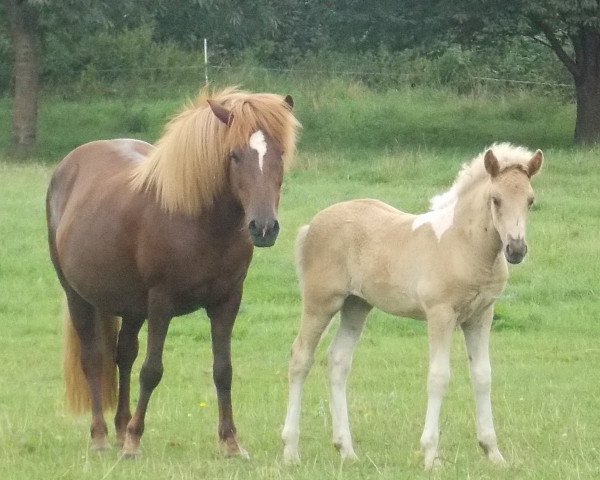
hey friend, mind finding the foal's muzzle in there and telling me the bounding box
[249,218,280,247]
[505,236,527,264]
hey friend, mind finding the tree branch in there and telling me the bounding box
[528,14,579,78]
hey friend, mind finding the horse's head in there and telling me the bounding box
[485,148,543,264]
[208,95,294,247]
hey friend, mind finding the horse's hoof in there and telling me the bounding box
[221,437,250,459]
[90,437,111,452]
[121,434,141,459]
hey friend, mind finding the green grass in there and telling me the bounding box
[1,90,599,479]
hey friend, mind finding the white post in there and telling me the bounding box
[204,38,208,85]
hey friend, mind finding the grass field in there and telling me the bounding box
[1,87,599,479]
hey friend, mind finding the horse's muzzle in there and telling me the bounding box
[505,237,527,264]
[249,218,280,247]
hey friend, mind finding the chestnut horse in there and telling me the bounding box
[281,143,543,470]
[47,87,299,458]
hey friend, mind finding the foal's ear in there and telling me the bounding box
[207,99,234,126]
[283,95,294,110]
[528,149,543,177]
[484,149,500,178]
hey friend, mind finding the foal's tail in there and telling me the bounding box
[295,225,310,292]
[63,300,119,414]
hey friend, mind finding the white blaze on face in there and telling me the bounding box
[412,191,457,241]
[249,130,267,173]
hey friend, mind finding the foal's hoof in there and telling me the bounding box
[335,444,359,463]
[220,437,250,459]
[283,446,300,465]
[423,455,442,471]
[487,449,507,466]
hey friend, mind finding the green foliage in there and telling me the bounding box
[0,82,575,161]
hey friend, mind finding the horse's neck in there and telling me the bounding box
[453,181,503,266]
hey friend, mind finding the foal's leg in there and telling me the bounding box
[66,292,110,451]
[461,307,505,465]
[420,305,456,470]
[114,315,145,447]
[328,296,371,461]
[122,298,172,458]
[206,290,248,458]
[282,294,345,464]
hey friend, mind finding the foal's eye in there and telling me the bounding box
[230,152,240,163]
[492,197,501,208]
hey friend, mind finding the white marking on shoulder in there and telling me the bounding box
[249,130,267,173]
[412,194,457,241]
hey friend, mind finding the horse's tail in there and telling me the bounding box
[294,225,310,292]
[63,300,119,414]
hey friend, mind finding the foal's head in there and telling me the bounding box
[484,148,543,264]
[208,96,294,247]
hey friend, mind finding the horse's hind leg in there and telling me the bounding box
[461,307,505,465]
[114,315,145,447]
[282,293,345,464]
[328,295,371,461]
[66,292,110,451]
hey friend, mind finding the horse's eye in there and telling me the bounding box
[230,152,240,163]
[492,197,501,208]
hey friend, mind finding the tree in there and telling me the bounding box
[2,0,146,156]
[419,0,600,145]
[5,0,39,152]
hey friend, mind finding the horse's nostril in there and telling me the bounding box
[273,220,280,234]
[248,220,258,235]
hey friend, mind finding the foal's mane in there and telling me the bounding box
[131,87,300,215]
[430,142,535,210]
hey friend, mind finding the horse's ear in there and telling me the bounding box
[528,149,543,177]
[283,95,294,110]
[207,99,234,126]
[484,149,500,178]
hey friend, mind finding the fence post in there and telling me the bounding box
[204,38,208,85]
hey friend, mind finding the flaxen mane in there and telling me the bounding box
[131,87,300,215]
[430,143,536,211]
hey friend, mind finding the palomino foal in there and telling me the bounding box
[282,144,543,470]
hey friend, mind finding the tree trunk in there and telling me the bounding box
[572,27,600,145]
[574,74,600,145]
[7,0,40,153]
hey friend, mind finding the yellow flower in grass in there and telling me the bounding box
[199,402,207,409]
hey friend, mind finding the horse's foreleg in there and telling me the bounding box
[114,315,145,447]
[461,307,505,465]
[207,290,249,459]
[420,305,456,471]
[122,299,171,458]
[282,294,344,464]
[328,296,370,461]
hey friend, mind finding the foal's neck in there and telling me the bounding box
[453,180,503,266]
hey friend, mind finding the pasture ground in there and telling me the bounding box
[0,89,599,479]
